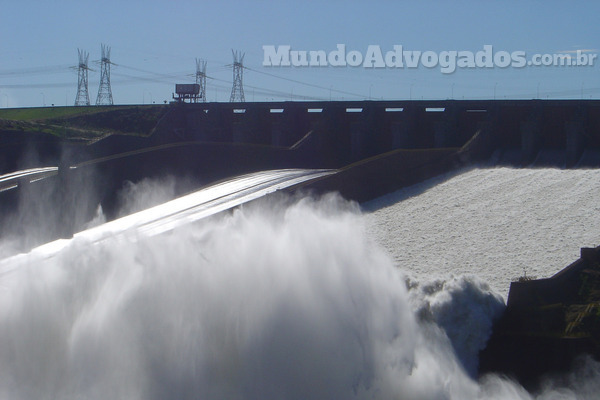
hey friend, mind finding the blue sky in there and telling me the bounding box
[1,0,599,107]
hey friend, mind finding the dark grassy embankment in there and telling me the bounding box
[0,105,169,140]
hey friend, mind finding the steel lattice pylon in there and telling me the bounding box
[74,49,90,106]
[196,58,207,102]
[229,50,245,102]
[96,44,114,106]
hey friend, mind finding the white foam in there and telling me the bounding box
[1,168,599,399]
[364,167,600,298]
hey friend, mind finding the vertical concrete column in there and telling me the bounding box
[231,109,246,143]
[161,105,186,144]
[474,122,495,158]
[347,105,385,162]
[458,120,493,165]
[565,105,588,167]
[272,105,306,147]
[365,106,387,155]
[350,119,363,160]
[349,107,367,161]
[520,106,543,165]
[271,119,284,147]
[187,106,210,142]
[218,107,235,143]
[565,120,585,167]
[205,104,231,142]
[314,105,345,165]
[247,108,270,144]
[471,105,500,162]
[183,108,195,141]
[391,107,417,149]
[433,106,458,148]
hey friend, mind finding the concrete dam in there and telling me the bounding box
[1,99,600,389]
[1,99,599,222]
[0,99,599,229]
[160,99,600,168]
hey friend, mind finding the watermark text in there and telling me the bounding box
[263,45,597,73]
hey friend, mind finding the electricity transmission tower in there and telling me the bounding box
[196,58,207,102]
[229,50,245,102]
[96,44,114,105]
[74,49,91,106]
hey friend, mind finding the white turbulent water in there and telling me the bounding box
[364,167,600,298]
[1,168,600,399]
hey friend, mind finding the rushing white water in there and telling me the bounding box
[364,167,600,298]
[0,168,335,270]
[0,167,599,399]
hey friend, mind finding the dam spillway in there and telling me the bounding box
[1,100,600,397]
[1,99,600,246]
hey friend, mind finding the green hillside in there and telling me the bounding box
[0,105,170,140]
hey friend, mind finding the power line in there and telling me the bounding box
[0,64,71,77]
[0,82,74,89]
[245,66,367,99]
[207,74,329,101]
[5,51,599,103]
[111,71,186,84]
